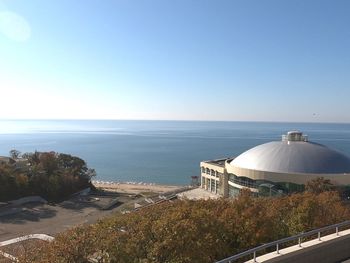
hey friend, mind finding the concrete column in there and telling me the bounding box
[222,171,229,198]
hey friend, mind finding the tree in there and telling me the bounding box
[20,191,350,263]
[0,151,94,202]
[23,151,41,166]
[86,168,96,180]
[306,177,333,194]
[9,149,21,159]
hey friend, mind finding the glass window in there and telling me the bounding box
[228,174,257,188]
[211,179,216,193]
[228,185,241,197]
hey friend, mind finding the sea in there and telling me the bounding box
[0,120,350,185]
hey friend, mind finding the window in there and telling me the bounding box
[228,185,240,197]
[228,174,257,188]
[211,179,216,193]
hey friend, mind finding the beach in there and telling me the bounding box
[92,181,185,194]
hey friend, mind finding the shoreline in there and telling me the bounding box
[92,180,186,194]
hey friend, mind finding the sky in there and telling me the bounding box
[0,0,349,122]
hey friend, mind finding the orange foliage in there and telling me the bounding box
[21,191,350,263]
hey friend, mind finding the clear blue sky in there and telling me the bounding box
[0,0,349,122]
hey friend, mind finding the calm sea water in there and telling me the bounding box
[0,120,350,185]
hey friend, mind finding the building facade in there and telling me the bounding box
[200,131,350,197]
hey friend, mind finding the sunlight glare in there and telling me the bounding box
[0,11,31,42]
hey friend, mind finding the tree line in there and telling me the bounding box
[0,150,95,202]
[21,189,350,263]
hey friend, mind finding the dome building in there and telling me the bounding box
[200,131,350,197]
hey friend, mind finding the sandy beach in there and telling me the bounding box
[92,181,185,194]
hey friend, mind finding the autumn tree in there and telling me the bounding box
[20,191,350,263]
[9,149,21,159]
[0,150,94,202]
[306,177,333,194]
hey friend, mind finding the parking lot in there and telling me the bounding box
[0,191,138,242]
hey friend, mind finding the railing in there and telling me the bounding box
[215,220,350,263]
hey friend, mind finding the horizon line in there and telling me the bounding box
[0,118,350,125]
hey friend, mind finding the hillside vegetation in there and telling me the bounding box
[21,190,350,263]
[0,151,95,202]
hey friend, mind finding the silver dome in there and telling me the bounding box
[230,133,350,174]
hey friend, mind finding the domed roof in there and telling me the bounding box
[230,132,350,174]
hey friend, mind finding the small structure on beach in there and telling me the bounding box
[190,176,199,187]
[200,131,350,198]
